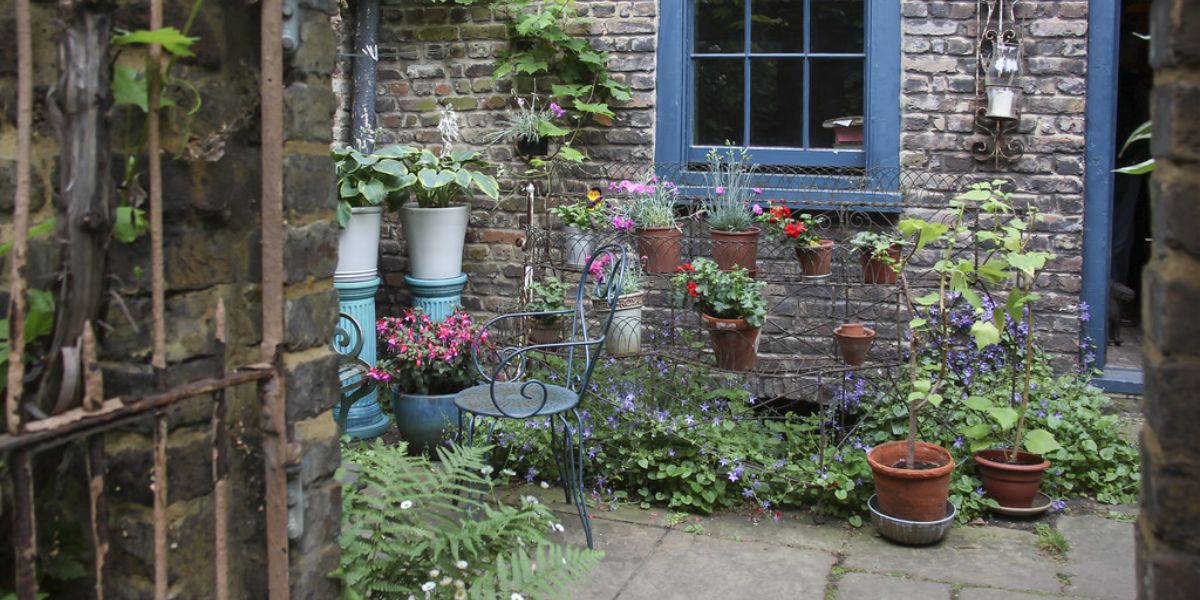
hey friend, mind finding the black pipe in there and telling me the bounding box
[351,0,379,153]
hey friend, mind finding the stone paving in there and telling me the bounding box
[526,486,1138,600]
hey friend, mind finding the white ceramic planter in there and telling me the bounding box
[335,206,384,283]
[563,226,598,270]
[597,292,644,356]
[400,203,470,280]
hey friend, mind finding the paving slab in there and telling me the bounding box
[697,511,851,552]
[1058,514,1137,600]
[842,525,1062,594]
[549,513,669,600]
[616,530,836,599]
[836,572,952,599]
[958,588,1060,600]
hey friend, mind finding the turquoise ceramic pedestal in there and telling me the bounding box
[333,277,391,439]
[406,273,468,322]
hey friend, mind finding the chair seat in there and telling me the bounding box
[454,382,580,418]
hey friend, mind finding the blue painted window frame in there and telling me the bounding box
[655,0,900,177]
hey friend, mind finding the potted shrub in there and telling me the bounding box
[526,276,573,343]
[756,201,834,277]
[849,231,906,285]
[485,95,570,159]
[610,176,683,273]
[956,205,1062,510]
[703,147,762,271]
[400,108,501,280]
[332,144,418,282]
[374,308,488,457]
[591,248,644,356]
[549,189,606,269]
[671,258,767,372]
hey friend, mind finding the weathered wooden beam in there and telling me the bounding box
[6,0,34,434]
[86,434,109,599]
[153,413,168,600]
[212,299,230,600]
[11,450,38,600]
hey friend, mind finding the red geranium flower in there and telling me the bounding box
[677,263,694,272]
[784,221,807,238]
[687,281,699,297]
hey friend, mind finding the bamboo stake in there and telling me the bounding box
[148,0,166,374]
[6,0,34,434]
[212,299,230,600]
[153,413,169,599]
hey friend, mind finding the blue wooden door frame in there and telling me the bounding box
[1083,0,1142,393]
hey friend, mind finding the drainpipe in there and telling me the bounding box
[351,0,379,153]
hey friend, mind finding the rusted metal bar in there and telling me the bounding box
[148,0,166,375]
[260,0,290,596]
[86,434,109,599]
[153,413,169,599]
[82,321,104,412]
[0,367,275,453]
[12,450,38,600]
[6,0,34,434]
[212,300,230,600]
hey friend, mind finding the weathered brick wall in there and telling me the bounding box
[336,0,1090,362]
[1137,0,1200,594]
[1,1,343,597]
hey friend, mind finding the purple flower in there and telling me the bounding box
[742,487,754,498]
[517,97,526,107]
[727,464,744,482]
[549,102,565,118]
[752,203,763,215]
[716,186,725,195]
[1051,499,1068,512]
[611,214,635,232]
[752,187,763,195]
[953,437,965,448]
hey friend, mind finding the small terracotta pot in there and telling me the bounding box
[861,245,902,284]
[710,227,760,272]
[529,316,562,344]
[635,226,684,273]
[796,240,835,277]
[834,323,876,366]
[867,441,956,522]
[700,313,760,372]
[974,449,1051,509]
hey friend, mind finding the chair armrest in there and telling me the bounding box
[469,308,576,382]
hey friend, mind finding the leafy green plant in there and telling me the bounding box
[609,177,680,230]
[407,147,501,209]
[548,188,605,229]
[702,146,760,232]
[848,230,907,262]
[486,95,571,144]
[755,201,827,247]
[526,277,573,313]
[1034,523,1070,558]
[1,288,56,393]
[671,258,767,327]
[331,144,419,227]
[334,440,602,599]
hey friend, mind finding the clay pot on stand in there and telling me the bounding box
[636,226,684,273]
[861,245,902,284]
[529,316,563,344]
[700,314,761,372]
[796,240,836,277]
[834,323,876,366]
[563,226,598,270]
[710,227,760,271]
[867,440,956,522]
[974,449,1051,508]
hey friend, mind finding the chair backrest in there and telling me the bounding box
[560,243,628,394]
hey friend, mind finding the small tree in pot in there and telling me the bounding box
[670,258,767,372]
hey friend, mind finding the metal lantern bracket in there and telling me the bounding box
[971,0,1026,169]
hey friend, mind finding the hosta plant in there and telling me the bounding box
[332,144,420,227]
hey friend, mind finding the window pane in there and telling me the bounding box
[809,58,864,148]
[694,59,745,146]
[695,0,744,53]
[749,59,804,148]
[810,0,864,53]
[751,0,805,53]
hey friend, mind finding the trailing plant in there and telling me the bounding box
[373,308,488,395]
[755,201,827,247]
[670,258,767,326]
[526,276,573,313]
[334,440,602,599]
[548,188,606,229]
[609,177,680,230]
[331,144,419,226]
[702,147,761,232]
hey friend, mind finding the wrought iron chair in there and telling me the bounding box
[331,312,375,434]
[455,244,627,549]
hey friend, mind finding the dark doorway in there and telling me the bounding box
[1106,0,1152,370]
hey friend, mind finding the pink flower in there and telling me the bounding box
[716,186,725,195]
[517,97,526,107]
[549,102,566,118]
[366,367,391,382]
[753,187,763,195]
[752,203,763,215]
[612,214,635,232]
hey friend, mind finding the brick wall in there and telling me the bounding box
[335,0,1091,363]
[1136,0,1200,595]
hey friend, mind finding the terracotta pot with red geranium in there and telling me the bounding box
[702,147,763,271]
[609,176,685,273]
[671,258,767,372]
[756,201,835,277]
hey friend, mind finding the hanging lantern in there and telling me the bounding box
[985,42,1021,120]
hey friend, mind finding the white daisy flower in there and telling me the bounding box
[440,577,452,586]
[511,594,525,600]
[429,569,440,578]
[501,468,517,477]
[481,465,494,475]
[421,582,435,592]
[456,560,469,569]
[539,481,550,489]
[400,500,414,510]
[553,523,565,532]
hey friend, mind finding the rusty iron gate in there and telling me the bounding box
[4,0,294,598]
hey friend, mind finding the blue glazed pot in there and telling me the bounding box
[391,390,461,457]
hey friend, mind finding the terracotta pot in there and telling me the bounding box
[710,227,760,271]
[867,440,956,522]
[974,449,1051,509]
[834,323,876,366]
[796,240,835,277]
[529,316,562,344]
[861,245,902,285]
[516,137,550,158]
[636,226,684,273]
[700,313,760,372]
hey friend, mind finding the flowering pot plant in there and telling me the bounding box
[486,95,571,159]
[848,230,907,284]
[755,201,833,276]
[609,176,683,273]
[526,276,573,343]
[703,147,763,271]
[590,248,645,355]
[671,258,767,371]
[549,187,607,268]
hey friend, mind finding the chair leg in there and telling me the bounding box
[549,416,572,504]
[561,410,593,549]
